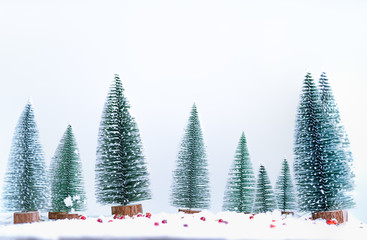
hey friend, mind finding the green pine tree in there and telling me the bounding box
[294,73,325,212]
[170,104,210,210]
[294,72,354,213]
[2,101,48,212]
[222,132,255,213]
[253,165,277,213]
[95,74,151,205]
[275,159,297,212]
[50,124,86,212]
[318,72,354,209]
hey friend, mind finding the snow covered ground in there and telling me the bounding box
[0,211,366,240]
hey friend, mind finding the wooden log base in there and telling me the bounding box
[312,210,348,224]
[281,211,294,216]
[55,213,79,220]
[178,209,201,214]
[111,204,143,217]
[48,212,67,220]
[14,211,40,224]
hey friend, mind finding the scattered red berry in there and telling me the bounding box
[154,222,159,226]
[80,216,86,220]
[326,219,338,225]
[108,220,113,223]
[137,214,143,217]
[223,221,229,224]
[272,220,276,222]
[249,216,254,220]
[183,224,189,227]
[119,216,125,220]
[113,215,118,219]
[146,213,152,218]
[97,218,103,223]
[270,224,276,228]
[200,217,206,221]
[162,219,168,224]
[218,219,224,223]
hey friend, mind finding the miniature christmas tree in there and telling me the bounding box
[50,124,86,212]
[294,73,325,212]
[275,159,297,213]
[95,74,151,206]
[318,72,354,209]
[253,165,277,213]
[2,100,48,212]
[222,132,255,213]
[170,104,210,210]
[294,73,354,213]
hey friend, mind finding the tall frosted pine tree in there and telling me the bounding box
[171,104,210,210]
[222,132,255,213]
[294,73,354,213]
[294,73,325,212]
[275,159,297,212]
[95,74,151,206]
[318,72,354,209]
[2,100,48,212]
[253,165,277,213]
[50,124,86,212]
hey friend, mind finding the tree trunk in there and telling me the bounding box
[55,213,79,220]
[178,209,201,214]
[312,210,348,224]
[281,211,294,216]
[14,212,40,224]
[111,204,142,217]
[48,212,67,220]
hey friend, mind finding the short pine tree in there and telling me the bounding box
[170,104,210,210]
[95,74,151,206]
[223,132,255,213]
[2,101,48,212]
[318,72,354,209]
[50,124,86,212]
[275,159,297,212]
[253,165,277,213]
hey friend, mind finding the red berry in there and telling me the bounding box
[218,219,224,223]
[80,216,86,220]
[97,218,103,223]
[162,219,168,224]
[113,215,118,219]
[223,221,229,224]
[270,224,276,228]
[183,224,188,227]
[272,220,276,222]
[249,216,254,220]
[146,213,152,218]
[108,220,113,223]
[200,217,206,221]
[154,222,159,226]
[137,214,143,217]
[119,216,125,220]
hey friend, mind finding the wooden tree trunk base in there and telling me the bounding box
[55,213,79,220]
[48,212,67,220]
[281,211,294,216]
[111,204,143,217]
[14,212,40,224]
[312,210,348,224]
[178,209,201,214]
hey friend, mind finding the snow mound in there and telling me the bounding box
[0,211,366,239]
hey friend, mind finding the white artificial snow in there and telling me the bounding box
[0,211,366,239]
[64,196,73,207]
